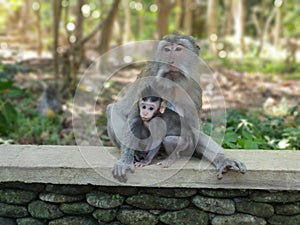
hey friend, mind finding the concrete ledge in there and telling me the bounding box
[0,145,299,190]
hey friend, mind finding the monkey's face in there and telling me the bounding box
[155,35,200,80]
[139,100,160,122]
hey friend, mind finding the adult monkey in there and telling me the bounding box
[107,34,246,183]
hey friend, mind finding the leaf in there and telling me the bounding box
[2,102,18,125]
[6,87,23,97]
[244,140,258,149]
[242,130,252,140]
[0,80,14,91]
[224,131,238,143]
[225,142,240,149]
[237,138,245,148]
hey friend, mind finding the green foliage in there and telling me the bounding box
[0,64,21,81]
[219,57,299,77]
[0,64,63,144]
[10,113,61,145]
[220,108,300,150]
[0,100,18,135]
[0,65,23,136]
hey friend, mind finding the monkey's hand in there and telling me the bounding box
[215,158,247,179]
[112,160,134,183]
[134,160,151,167]
[157,158,175,168]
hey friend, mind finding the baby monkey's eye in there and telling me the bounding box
[149,107,154,111]
[142,106,146,109]
[175,46,182,51]
[164,46,171,52]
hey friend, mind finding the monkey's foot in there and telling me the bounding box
[216,159,247,179]
[157,158,174,168]
[112,161,134,183]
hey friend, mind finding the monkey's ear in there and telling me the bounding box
[159,101,167,114]
[188,35,200,50]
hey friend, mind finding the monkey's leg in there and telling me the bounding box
[134,145,161,167]
[195,132,247,179]
[157,136,190,168]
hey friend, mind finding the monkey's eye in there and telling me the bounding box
[164,46,171,52]
[175,46,182,51]
[149,107,154,111]
[142,105,146,109]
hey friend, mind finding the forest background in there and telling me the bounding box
[0,0,299,150]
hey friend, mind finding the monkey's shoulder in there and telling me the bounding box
[161,108,181,121]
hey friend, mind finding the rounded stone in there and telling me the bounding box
[212,213,266,225]
[39,193,84,203]
[268,214,300,225]
[86,191,124,209]
[126,194,189,210]
[192,195,235,215]
[60,202,94,214]
[117,209,158,225]
[0,189,37,205]
[0,203,28,218]
[250,191,300,203]
[49,216,98,225]
[16,217,46,225]
[274,202,300,215]
[159,208,208,225]
[0,217,16,225]
[28,200,63,219]
[236,201,274,218]
[93,209,117,222]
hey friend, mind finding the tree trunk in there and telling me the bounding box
[274,2,282,52]
[137,0,145,39]
[53,0,62,81]
[207,0,218,55]
[99,0,121,72]
[183,0,193,35]
[255,7,275,57]
[156,0,174,38]
[223,0,233,37]
[123,0,132,42]
[34,1,42,56]
[175,0,184,31]
[18,0,31,41]
[232,0,246,54]
[99,0,121,54]
[72,0,84,83]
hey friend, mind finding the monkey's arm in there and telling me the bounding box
[195,132,247,179]
[112,145,135,183]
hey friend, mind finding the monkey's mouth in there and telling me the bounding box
[163,71,182,80]
[141,117,150,121]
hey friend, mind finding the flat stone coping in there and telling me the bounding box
[0,145,299,190]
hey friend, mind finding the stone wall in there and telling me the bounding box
[0,182,299,225]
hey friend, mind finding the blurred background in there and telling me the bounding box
[0,0,299,150]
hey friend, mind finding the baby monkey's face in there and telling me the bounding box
[139,99,160,122]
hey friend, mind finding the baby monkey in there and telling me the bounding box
[133,96,182,167]
[133,96,166,167]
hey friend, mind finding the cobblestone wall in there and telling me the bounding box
[0,182,299,225]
